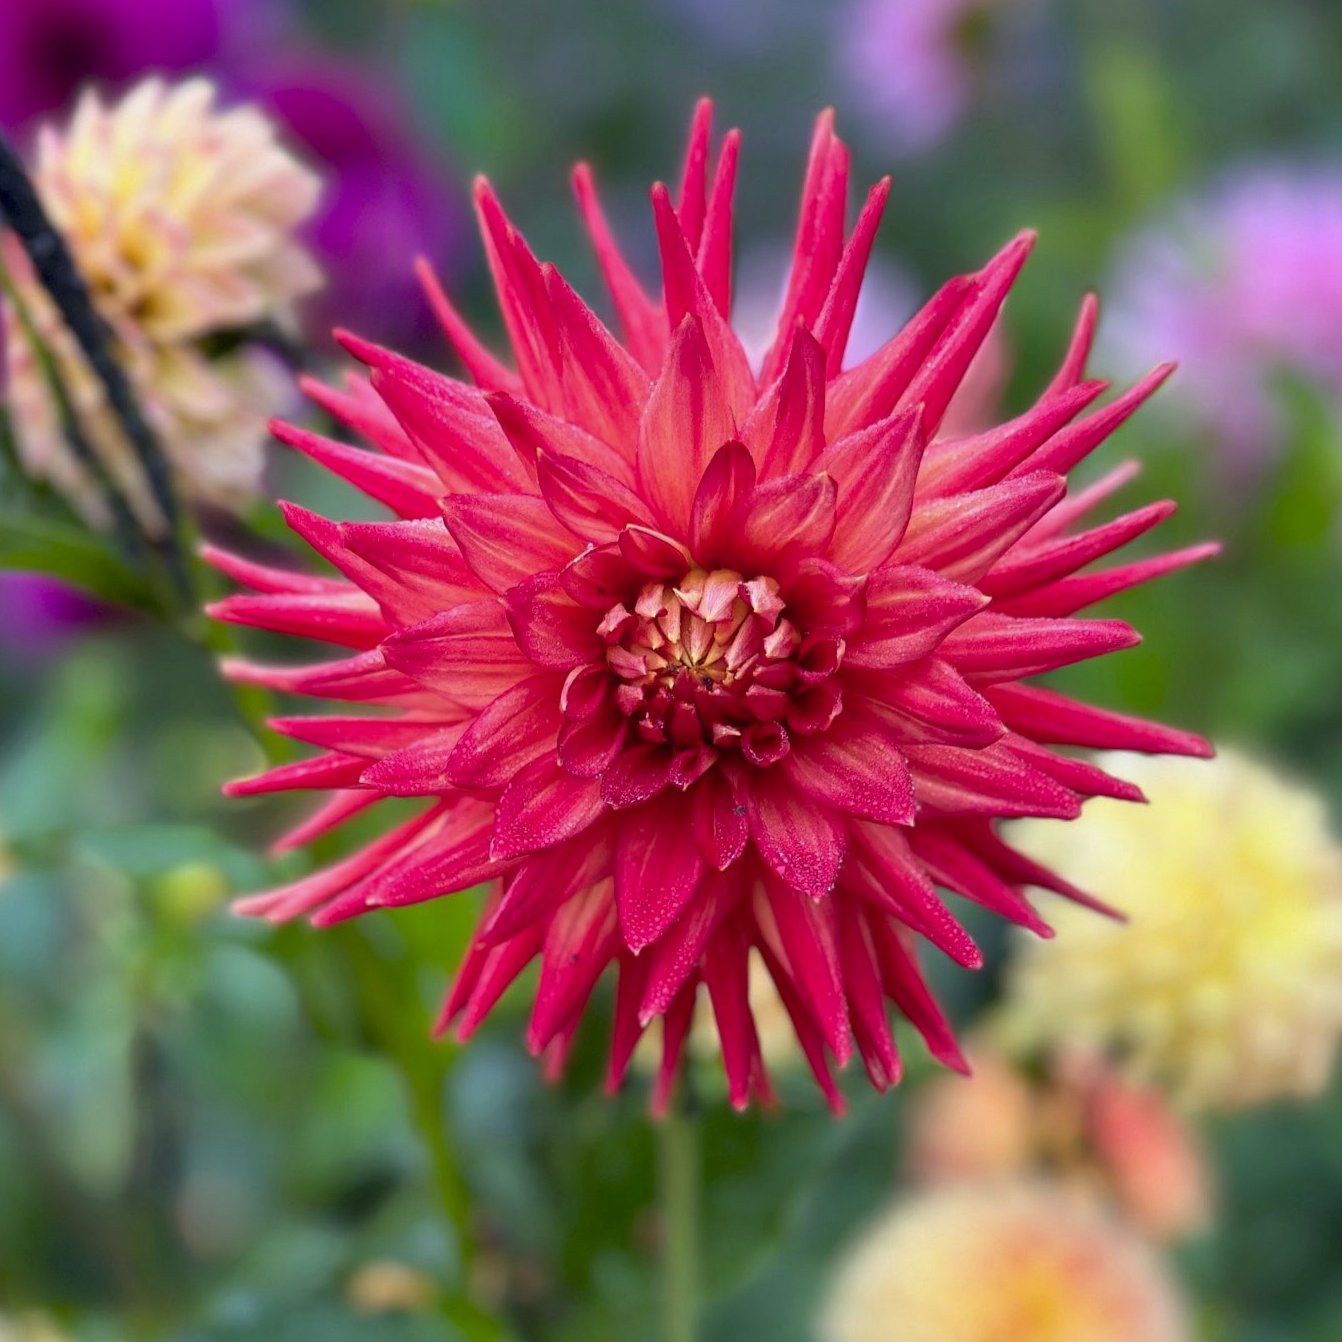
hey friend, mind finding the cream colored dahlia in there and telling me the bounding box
[1004,750,1342,1110]
[820,1182,1189,1342]
[4,76,320,523]
[0,1314,71,1342]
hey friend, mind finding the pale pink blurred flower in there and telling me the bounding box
[907,1039,1213,1242]
[839,0,1000,154]
[905,1039,1035,1185]
[1106,167,1342,474]
[1080,1061,1214,1243]
[821,1182,1190,1342]
[4,77,320,526]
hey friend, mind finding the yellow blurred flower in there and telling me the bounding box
[347,1260,438,1314]
[4,76,320,526]
[0,1313,71,1342]
[1003,750,1342,1111]
[820,1182,1189,1342]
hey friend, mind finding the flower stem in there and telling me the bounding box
[659,1090,702,1342]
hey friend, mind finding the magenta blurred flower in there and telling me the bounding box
[0,7,464,352]
[0,0,224,131]
[839,0,998,154]
[1106,167,1342,472]
[0,573,109,663]
[235,58,465,350]
[211,102,1210,1112]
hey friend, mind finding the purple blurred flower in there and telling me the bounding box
[0,573,110,664]
[0,8,465,352]
[1106,167,1342,472]
[839,0,997,154]
[234,58,466,351]
[0,0,224,132]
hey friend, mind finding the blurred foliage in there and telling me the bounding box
[3,0,1342,1339]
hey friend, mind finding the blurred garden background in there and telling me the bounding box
[3,0,1342,1338]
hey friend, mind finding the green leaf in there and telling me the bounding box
[0,504,157,609]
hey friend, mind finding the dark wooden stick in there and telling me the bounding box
[0,129,181,539]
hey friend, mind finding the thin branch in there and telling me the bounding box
[0,259,146,563]
[0,128,189,594]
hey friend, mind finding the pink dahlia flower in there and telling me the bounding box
[212,103,1213,1111]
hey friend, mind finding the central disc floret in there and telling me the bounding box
[598,568,844,768]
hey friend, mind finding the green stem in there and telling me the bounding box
[659,1092,701,1342]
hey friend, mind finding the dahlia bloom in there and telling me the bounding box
[4,78,320,525]
[1106,167,1342,475]
[1004,750,1342,1111]
[820,1183,1190,1342]
[214,102,1211,1110]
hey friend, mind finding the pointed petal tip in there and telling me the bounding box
[943,1045,972,1077]
[691,93,714,121]
[412,254,447,299]
[571,159,592,183]
[978,229,1038,283]
[331,328,389,368]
